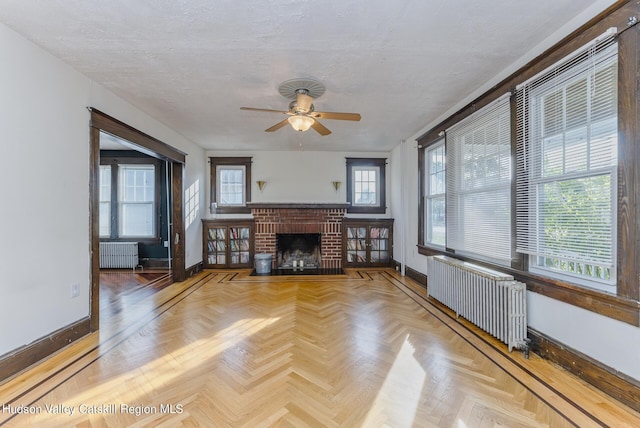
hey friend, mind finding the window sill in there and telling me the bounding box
[417,244,640,327]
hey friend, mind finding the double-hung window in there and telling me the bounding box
[119,164,155,237]
[446,95,512,265]
[516,35,618,291]
[210,157,252,214]
[424,139,446,247]
[99,159,159,240]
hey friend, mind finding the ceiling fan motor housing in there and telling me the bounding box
[289,96,315,114]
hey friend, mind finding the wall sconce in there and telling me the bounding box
[256,180,267,191]
[331,181,341,191]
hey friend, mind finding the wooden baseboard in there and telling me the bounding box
[405,266,427,288]
[185,261,203,279]
[0,317,91,383]
[529,328,640,413]
[392,260,427,288]
[140,258,170,268]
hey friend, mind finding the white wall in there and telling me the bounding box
[0,22,205,356]
[204,150,392,218]
[390,0,640,381]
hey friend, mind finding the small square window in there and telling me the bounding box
[210,157,252,214]
[346,158,386,214]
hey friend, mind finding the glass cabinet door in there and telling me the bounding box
[229,226,250,265]
[369,226,390,263]
[346,226,367,263]
[207,227,227,265]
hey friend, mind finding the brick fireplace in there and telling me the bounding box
[250,203,348,269]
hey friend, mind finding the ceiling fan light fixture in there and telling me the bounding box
[287,115,315,132]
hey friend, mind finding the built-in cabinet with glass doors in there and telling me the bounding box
[202,219,254,268]
[342,218,393,267]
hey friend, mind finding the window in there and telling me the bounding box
[516,37,618,291]
[210,157,252,214]
[346,158,386,214]
[446,95,512,265]
[99,159,160,240]
[99,165,112,238]
[218,165,245,206]
[119,165,155,237]
[417,18,637,323]
[424,139,446,247]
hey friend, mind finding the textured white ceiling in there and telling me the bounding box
[0,0,610,152]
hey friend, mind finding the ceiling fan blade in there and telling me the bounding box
[241,107,290,114]
[310,111,361,121]
[265,118,290,132]
[311,119,332,136]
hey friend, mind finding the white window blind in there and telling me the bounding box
[446,94,512,265]
[515,33,618,287]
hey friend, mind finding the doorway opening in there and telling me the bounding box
[89,108,186,331]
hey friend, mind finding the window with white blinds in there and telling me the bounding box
[446,95,512,265]
[515,34,618,289]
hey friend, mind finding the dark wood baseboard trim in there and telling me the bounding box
[140,258,170,268]
[0,317,91,383]
[529,327,640,413]
[392,260,427,288]
[405,266,427,288]
[185,261,204,279]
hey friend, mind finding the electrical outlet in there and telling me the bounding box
[71,283,80,298]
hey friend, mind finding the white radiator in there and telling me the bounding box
[99,242,139,269]
[427,255,528,354]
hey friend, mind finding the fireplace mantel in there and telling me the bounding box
[247,202,350,210]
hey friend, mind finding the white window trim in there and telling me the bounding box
[351,165,380,207]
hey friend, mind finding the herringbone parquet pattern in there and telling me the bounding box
[1,269,638,427]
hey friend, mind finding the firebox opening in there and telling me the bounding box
[276,233,321,269]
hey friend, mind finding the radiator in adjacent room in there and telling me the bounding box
[99,242,139,269]
[426,255,528,354]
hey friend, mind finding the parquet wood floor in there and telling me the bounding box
[99,269,173,317]
[1,269,639,427]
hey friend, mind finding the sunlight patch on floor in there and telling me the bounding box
[363,335,426,427]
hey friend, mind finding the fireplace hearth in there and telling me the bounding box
[276,233,321,269]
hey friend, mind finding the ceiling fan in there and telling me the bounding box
[240,78,361,136]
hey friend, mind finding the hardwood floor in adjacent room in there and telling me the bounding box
[1,269,639,427]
